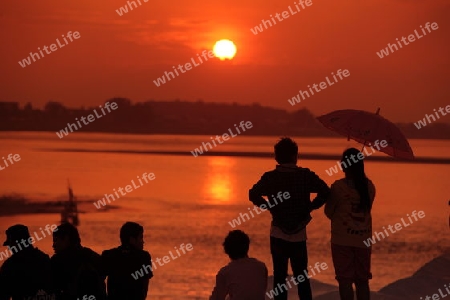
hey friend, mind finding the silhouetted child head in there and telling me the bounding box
[53,223,81,253]
[274,137,298,164]
[120,222,144,250]
[223,230,250,260]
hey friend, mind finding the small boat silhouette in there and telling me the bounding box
[60,181,79,226]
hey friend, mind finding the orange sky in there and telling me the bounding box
[0,0,449,123]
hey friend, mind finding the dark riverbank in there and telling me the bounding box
[41,148,450,164]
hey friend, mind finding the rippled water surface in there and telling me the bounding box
[1,132,449,299]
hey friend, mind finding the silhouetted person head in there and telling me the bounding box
[341,148,371,212]
[223,230,250,260]
[274,137,298,164]
[3,224,31,249]
[52,223,81,253]
[120,222,144,250]
[341,148,365,176]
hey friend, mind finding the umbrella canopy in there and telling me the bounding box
[317,108,414,160]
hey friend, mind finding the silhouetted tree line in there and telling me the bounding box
[0,99,449,138]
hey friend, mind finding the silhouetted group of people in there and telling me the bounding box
[0,222,152,300]
[1,137,376,300]
[209,138,376,300]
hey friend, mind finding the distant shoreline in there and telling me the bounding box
[1,99,450,140]
[39,148,450,164]
[0,196,118,217]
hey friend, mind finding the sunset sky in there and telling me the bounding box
[1,0,449,123]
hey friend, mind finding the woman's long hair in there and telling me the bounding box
[341,148,372,213]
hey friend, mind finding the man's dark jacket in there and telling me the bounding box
[51,246,106,300]
[0,247,56,300]
[101,245,152,300]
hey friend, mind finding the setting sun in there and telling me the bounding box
[213,39,237,60]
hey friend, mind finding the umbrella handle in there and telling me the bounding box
[361,140,367,152]
[361,107,379,151]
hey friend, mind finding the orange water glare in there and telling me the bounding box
[203,157,236,203]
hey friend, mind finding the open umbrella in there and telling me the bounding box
[317,108,414,160]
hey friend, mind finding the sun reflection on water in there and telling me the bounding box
[203,157,236,204]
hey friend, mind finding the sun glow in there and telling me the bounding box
[213,39,237,60]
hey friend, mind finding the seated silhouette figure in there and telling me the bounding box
[0,224,56,300]
[101,222,152,300]
[209,230,268,300]
[51,223,106,300]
